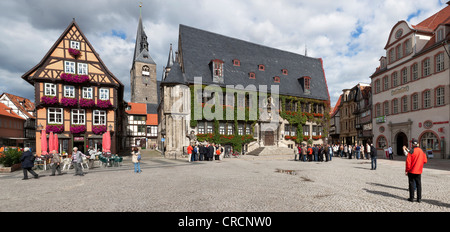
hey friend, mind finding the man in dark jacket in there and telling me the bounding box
[370,144,377,170]
[208,143,215,161]
[21,147,38,180]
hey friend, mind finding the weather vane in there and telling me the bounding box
[139,1,143,16]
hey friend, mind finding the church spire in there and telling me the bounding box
[166,43,174,68]
[132,4,155,65]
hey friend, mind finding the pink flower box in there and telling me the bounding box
[68,48,81,58]
[70,125,86,134]
[79,98,95,108]
[97,99,112,109]
[41,96,59,105]
[60,73,89,84]
[46,124,64,134]
[60,97,78,107]
[92,125,107,135]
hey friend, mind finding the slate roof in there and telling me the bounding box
[162,24,330,102]
[133,15,156,65]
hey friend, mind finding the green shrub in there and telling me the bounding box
[0,148,22,167]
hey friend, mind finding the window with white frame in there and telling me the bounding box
[148,126,157,137]
[436,87,445,106]
[423,90,431,108]
[93,110,106,125]
[238,124,244,136]
[423,58,431,76]
[48,108,63,124]
[64,61,76,74]
[411,63,418,81]
[44,83,57,96]
[64,85,75,98]
[392,72,399,87]
[72,109,85,125]
[99,88,109,100]
[412,94,419,110]
[219,123,225,135]
[246,124,251,135]
[436,53,445,72]
[82,87,93,99]
[227,124,234,135]
[70,41,80,50]
[401,68,408,84]
[206,122,213,134]
[78,63,88,75]
[392,99,399,114]
[420,132,439,150]
[198,123,205,134]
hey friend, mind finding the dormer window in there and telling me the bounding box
[437,28,444,42]
[210,59,224,83]
[299,76,311,95]
[249,72,256,79]
[233,59,240,66]
[304,77,311,89]
[258,64,265,71]
[274,76,280,83]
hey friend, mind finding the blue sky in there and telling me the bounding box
[0,0,447,106]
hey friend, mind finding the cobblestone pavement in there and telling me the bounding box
[0,152,449,212]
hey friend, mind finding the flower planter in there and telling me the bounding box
[46,124,64,134]
[96,99,112,109]
[0,163,22,173]
[41,96,59,106]
[79,98,95,108]
[70,125,86,134]
[68,48,81,58]
[60,73,89,84]
[92,125,107,135]
[60,97,78,107]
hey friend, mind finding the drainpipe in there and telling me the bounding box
[443,40,450,159]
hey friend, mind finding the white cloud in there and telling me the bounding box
[0,0,447,105]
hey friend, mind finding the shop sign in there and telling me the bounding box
[376,116,386,123]
[74,137,84,141]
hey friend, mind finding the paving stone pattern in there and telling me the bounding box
[0,152,449,212]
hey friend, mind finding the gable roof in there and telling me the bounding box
[413,4,450,32]
[0,102,25,120]
[0,93,35,119]
[21,19,124,89]
[163,25,330,102]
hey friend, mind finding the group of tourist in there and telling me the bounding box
[294,143,379,169]
[186,143,225,162]
[20,146,107,180]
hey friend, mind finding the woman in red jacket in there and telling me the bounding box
[405,139,427,203]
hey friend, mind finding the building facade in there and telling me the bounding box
[22,19,125,155]
[124,102,159,149]
[371,4,450,158]
[0,93,36,149]
[0,102,26,147]
[159,25,330,156]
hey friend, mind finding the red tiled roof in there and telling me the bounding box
[146,114,158,126]
[126,102,147,115]
[1,93,35,119]
[413,5,450,32]
[0,102,25,120]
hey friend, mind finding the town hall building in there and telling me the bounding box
[159,25,331,156]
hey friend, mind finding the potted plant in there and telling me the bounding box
[46,124,64,134]
[68,48,81,58]
[41,95,59,106]
[96,99,112,109]
[60,73,89,84]
[70,125,86,134]
[60,97,78,107]
[79,98,95,108]
[92,125,107,135]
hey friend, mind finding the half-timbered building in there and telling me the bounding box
[22,19,125,155]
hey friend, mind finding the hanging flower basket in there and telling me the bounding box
[60,97,78,107]
[68,48,81,58]
[96,99,112,109]
[46,124,64,134]
[41,96,59,106]
[92,125,107,135]
[79,98,95,108]
[60,73,89,84]
[70,125,86,134]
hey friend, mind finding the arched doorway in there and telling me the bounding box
[396,132,408,156]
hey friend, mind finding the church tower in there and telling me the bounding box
[130,8,157,104]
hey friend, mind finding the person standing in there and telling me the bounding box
[49,150,62,176]
[388,145,394,160]
[366,143,371,160]
[20,147,38,180]
[294,144,299,161]
[355,144,361,160]
[187,144,193,162]
[131,147,141,173]
[370,144,377,170]
[405,139,427,203]
[301,144,307,162]
[72,147,88,176]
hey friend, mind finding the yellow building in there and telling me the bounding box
[21,19,125,155]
